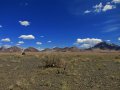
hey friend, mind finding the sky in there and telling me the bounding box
[0,0,120,49]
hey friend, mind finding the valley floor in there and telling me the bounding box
[0,52,120,90]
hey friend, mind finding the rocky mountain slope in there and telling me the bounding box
[91,42,120,50]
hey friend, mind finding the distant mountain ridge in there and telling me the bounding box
[0,46,39,52]
[42,46,81,52]
[24,47,39,52]
[0,46,22,52]
[0,41,120,53]
[6,46,22,52]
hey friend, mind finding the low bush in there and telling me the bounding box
[115,56,120,59]
[43,55,66,69]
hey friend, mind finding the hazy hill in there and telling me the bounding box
[24,47,39,52]
[6,46,22,52]
[42,47,80,52]
[0,46,22,52]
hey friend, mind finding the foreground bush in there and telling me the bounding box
[43,55,66,69]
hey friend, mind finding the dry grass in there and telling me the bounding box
[43,54,66,69]
[0,51,120,90]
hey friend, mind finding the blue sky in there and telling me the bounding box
[0,0,120,49]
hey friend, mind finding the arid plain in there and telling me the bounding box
[0,51,120,90]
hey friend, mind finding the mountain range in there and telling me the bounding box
[0,41,120,53]
[0,46,39,53]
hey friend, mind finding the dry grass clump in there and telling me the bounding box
[43,55,67,69]
[115,55,120,59]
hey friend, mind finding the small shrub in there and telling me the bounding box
[43,55,66,69]
[22,52,26,55]
[115,56,120,59]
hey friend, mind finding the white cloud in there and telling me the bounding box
[36,42,42,45]
[79,44,91,49]
[102,4,116,12]
[93,3,103,13]
[112,0,120,3]
[118,37,120,40]
[18,41,24,44]
[84,10,91,14]
[19,35,35,40]
[1,38,11,42]
[48,41,52,43]
[76,38,102,44]
[106,40,111,42]
[19,21,30,26]
[0,25,2,28]
[16,41,24,46]
[75,38,102,48]
[85,1,119,14]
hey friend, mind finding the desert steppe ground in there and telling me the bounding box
[0,51,120,90]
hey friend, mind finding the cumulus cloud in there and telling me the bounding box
[112,0,120,3]
[75,38,102,49]
[18,41,24,44]
[1,38,11,42]
[19,35,35,40]
[79,44,92,49]
[84,10,91,14]
[102,4,116,12]
[19,21,30,26]
[48,41,52,43]
[76,38,102,44]
[93,2,116,12]
[93,3,103,13]
[85,0,120,14]
[36,42,42,45]
[16,41,24,46]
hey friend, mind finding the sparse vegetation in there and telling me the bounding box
[115,55,120,59]
[0,52,120,90]
[43,54,66,69]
